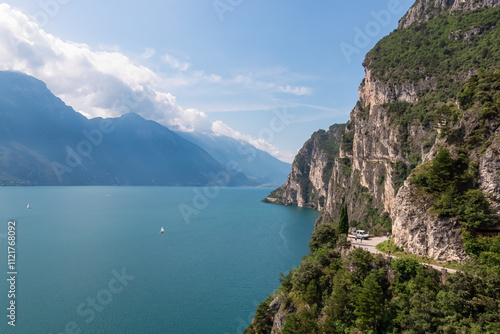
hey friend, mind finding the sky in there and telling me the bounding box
[0,0,415,162]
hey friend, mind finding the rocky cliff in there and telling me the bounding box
[268,0,500,262]
[399,0,500,29]
[264,124,345,210]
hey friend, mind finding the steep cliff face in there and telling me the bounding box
[392,181,468,261]
[399,0,500,29]
[247,2,500,333]
[269,0,500,262]
[265,124,345,210]
[391,87,500,261]
[479,130,500,213]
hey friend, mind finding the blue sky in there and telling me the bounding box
[0,0,415,162]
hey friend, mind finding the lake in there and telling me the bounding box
[0,187,318,334]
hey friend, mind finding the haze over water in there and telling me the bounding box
[0,187,317,334]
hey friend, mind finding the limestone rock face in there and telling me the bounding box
[321,75,433,225]
[269,0,500,263]
[399,0,500,29]
[267,296,288,334]
[271,310,287,334]
[359,68,434,107]
[478,128,500,215]
[268,124,345,210]
[391,181,467,261]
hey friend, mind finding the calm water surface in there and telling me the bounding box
[0,187,317,334]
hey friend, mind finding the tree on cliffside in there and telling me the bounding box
[354,272,384,331]
[339,205,349,235]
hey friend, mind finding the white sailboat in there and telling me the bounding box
[160,227,165,234]
[27,204,31,209]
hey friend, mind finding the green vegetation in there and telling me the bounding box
[253,67,500,334]
[408,69,500,254]
[375,239,404,254]
[341,131,355,155]
[458,69,500,150]
[338,205,349,235]
[366,8,500,85]
[309,222,338,252]
[245,225,500,333]
[254,7,500,334]
[376,174,385,187]
[412,148,497,253]
[251,296,274,334]
[391,160,411,192]
[319,125,346,184]
[266,124,345,209]
[376,239,463,271]
[369,10,500,195]
[348,191,392,236]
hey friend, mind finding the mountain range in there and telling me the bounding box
[0,70,290,186]
[178,131,291,187]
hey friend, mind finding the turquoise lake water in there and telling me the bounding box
[0,187,318,334]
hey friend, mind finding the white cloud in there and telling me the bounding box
[0,3,209,133]
[142,48,156,59]
[230,71,313,97]
[99,44,121,52]
[211,120,295,163]
[0,3,293,162]
[162,54,190,71]
[278,85,312,96]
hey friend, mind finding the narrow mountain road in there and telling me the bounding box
[351,236,458,274]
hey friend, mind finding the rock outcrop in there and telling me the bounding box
[269,297,287,334]
[399,0,500,29]
[265,124,345,210]
[478,128,500,214]
[392,181,467,261]
[269,0,500,262]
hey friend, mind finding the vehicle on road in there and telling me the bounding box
[348,230,370,240]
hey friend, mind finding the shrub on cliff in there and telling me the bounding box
[339,205,349,235]
[309,222,338,252]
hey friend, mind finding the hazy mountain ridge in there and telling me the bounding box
[178,131,291,188]
[0,70,262,186]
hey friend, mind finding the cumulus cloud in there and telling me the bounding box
[0,3,293,161]
[278,85,312,96]
[0,3,212,133]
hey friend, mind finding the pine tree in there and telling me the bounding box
[339,205,349,235]
[354,272,384,331]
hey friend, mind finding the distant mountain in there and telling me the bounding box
[178,131,291,187]
[0,71,253,186]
